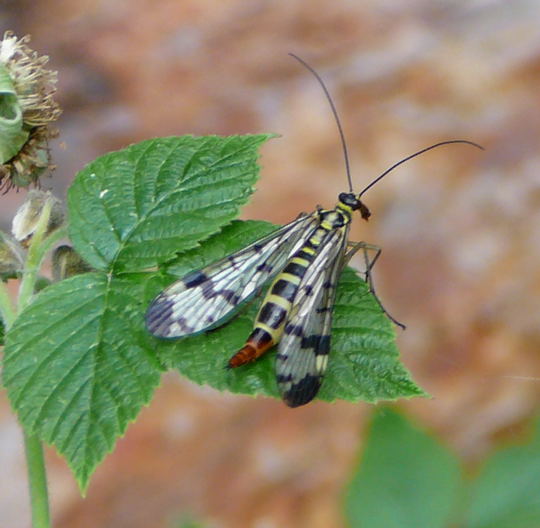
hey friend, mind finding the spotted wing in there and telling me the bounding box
[146,213,319,338]
[276,226,349,407]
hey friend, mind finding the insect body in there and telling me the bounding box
[146,191,372,407]
[145,54,482,407]
[227,193,371,406]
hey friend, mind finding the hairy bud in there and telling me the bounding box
[12,190,64,246]
[0,230,24,279]
[52,245,92,281]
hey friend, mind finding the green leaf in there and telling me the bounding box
[174,516,209,528]
[154,220,424,403]
[0,316,4,345]
[68,135,273,273]
[0,63,29,163]
[2,273,163,491]
[344,408,461,528]
[464,419,540,528]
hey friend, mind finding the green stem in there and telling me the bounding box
[14,201,66,528]
[18,201,65,310]
[0,279,16,327]
[17,198,52,309]
[24,434,51,528]
[2,280,52,528]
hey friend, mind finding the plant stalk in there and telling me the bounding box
[18,201,65,310]
[23,434,51,528]
[0,278,16,327]
[2,277,52,528]
[13,200,65,528]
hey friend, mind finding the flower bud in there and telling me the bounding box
[11,189,64,246]
[52,245,92,281]
[0,230,24,279]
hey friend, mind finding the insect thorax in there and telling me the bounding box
[319,208,350,230]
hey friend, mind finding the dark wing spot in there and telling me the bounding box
[301,334,319,349]
[284,323,304,337]
[227,256,243,271]
[276,373,294,383]
[222,289,241,305]
[283,374,322,407]
[316,306,331,314]
[201,283,217,299]
[317,335,331,356]
[146,297,175,333]
[183,270,208,288]
[176,317,195,333]
[256,263,274,273]
[299,334,330,354]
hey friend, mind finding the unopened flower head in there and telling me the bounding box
[0,31,61,190]
[12,190,64,246]
[0,230,24,279]
[52,245,93,282]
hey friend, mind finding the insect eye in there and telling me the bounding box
[339,192,361,210]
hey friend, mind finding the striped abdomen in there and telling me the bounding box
[227,240,319,368]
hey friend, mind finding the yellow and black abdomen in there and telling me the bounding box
[227,232,324,368]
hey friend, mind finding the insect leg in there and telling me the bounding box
[346,242,406,330]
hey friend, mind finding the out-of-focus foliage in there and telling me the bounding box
[345,409,540,528]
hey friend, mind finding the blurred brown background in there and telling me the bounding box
[1,1,540,527]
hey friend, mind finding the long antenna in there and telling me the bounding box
[358,140,484,197]
[289,53,353,192]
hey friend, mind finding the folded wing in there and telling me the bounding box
[146,214,319,338]
[276,226,349,407]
